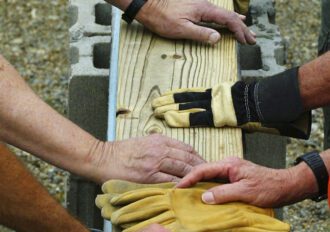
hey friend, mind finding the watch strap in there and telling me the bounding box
[295,151,329,201]
[122,0,147,24]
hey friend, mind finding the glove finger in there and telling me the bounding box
[111,196,168,225]
[122,211,174,232]
[95,194,111,209]
[154,100,212,118]
[152,89,211,108]
[101,203,118,220]
[244,212,290,231]
[110,188,165,206]
[227,202,274,217]
[162,87,208,96]
[164,110,214,127]
[102,179,173,194]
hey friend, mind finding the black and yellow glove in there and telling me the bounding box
[152,67,311,139]
[96,180,290,232]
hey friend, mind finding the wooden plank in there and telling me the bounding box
[116,0,243,163]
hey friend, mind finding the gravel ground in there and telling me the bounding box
[0,0,329,231]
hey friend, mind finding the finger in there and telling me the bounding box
[150,172,181,183]
[202,182,247,204]
[244,27,256,45]
[163,136,197,154]
[236,13,246,21]
[202,6,252,44]
[159,157,194,177]
[176,162,231,188]
[166,146,205,166]
[233,27,247,44]
[163,137,205,164]
[250,30,256,37]
[180,21,221,44]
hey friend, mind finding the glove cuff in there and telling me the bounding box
[231,67,312,139]
[256,67,304,123]
[232,67,305,124]
[231,81,260,125]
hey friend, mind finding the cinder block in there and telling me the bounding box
[240,0,286,80]
[67,75,109,229]
[69,0,112,37]
[69,36,111,77]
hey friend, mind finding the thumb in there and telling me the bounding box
[181,22,221,44]
[201,183,245,204]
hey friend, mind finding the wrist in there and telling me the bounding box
[84,140,116,184]
[286,161,319,203]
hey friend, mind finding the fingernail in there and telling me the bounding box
[208,33,220,44]
[202,192,215,204]
[250,30,256,36]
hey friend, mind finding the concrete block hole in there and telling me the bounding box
[95,3,112,26]
[239,44,263,70]
[69,5,78,27]
[70,46,79,65]
[274,47,286,66]
[93,43,110,69]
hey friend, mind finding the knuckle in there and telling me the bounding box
[184,152,195,164]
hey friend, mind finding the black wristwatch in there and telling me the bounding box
[294,151,329,202]
[122,0,147,24]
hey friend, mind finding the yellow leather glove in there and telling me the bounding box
[152,69,312,140]
[96,180,290,232]
[234,0,250,15]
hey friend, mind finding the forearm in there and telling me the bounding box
[0,143,88,232]
[0,55,106,183]
[299,51,330,110]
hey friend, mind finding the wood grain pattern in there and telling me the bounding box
[116,0,243,162]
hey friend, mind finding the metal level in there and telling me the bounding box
[104,5,122,232]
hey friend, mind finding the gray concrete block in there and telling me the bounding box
[70,36,111,77]
[67,75,109,229]
[240,0,286,80]
[69,0,112,38]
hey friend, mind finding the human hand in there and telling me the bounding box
[136,224,170,232]
[90,134,205,184]
[135,0,256,45]
[176,157,318,207]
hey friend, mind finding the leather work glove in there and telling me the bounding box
[96,180,290,232]
[152,67,311,139]
[234,0,250,15]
